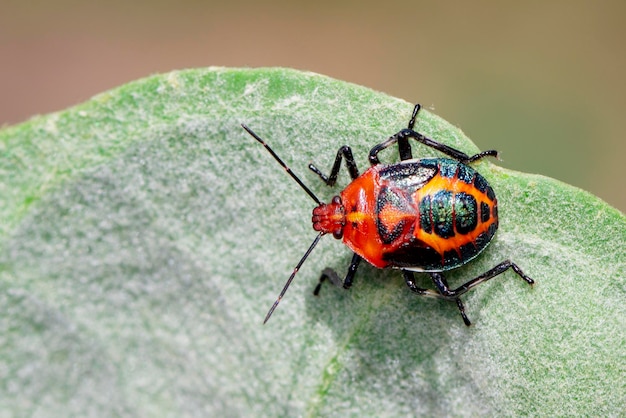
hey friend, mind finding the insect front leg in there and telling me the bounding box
[314,253,362,295]
[309,145,360,186]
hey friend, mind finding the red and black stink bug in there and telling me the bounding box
[242,104,534,326]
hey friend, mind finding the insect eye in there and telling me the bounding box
[333,229,343,239]
[332,195,342,205]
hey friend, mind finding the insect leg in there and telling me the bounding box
[369,104,499,165]
[407,103,421,131]
[443,261,535,297]
[404,271,472,326]
[402,270,442,298]
[428,272,472,325]
[369,129,499,166]
[395,103,422,161]
[314,253,362,295]
[309,146,359,186]
[427,261,534,325]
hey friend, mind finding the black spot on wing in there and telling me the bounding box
[382,238,444,271]
[431,190,454,239]
[459,242,479,261]
[376,186,409,245]
[454,192,478,235]
[419,195,432,233]
[456,163,475,184]
[378,160,437,194]
[480,201,491,223]
[473,173,487,193]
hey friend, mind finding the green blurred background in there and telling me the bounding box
[1,0,624,212]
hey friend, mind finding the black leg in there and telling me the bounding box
[434,261,534,298]
[403,270,471,325]
[402,261,534,326]
[369,104,499,166]
[428,272,472,325]
[402,270,442,299]
[407,103,421,131]
[314,253,362,295]
[309,145,360,186]
[455,299,471,326]
[396,104,421,161]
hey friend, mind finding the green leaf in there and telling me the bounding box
[1,68,624,416]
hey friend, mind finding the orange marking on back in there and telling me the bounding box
[378,204,412,232]
[412,172,497,256]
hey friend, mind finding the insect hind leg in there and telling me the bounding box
[403,270,472,326]
[439,261,534,297]
[427,261,534,325]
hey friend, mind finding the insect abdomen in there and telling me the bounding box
[382,158,498,271]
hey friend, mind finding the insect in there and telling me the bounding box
[242,104,534,326]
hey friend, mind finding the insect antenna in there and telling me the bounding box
[241,124,321,205]
[242,124,326,323]
[263,232,323,323]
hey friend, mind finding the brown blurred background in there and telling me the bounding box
[1,0,624,212]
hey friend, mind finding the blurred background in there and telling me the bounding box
[1,0,624,212]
